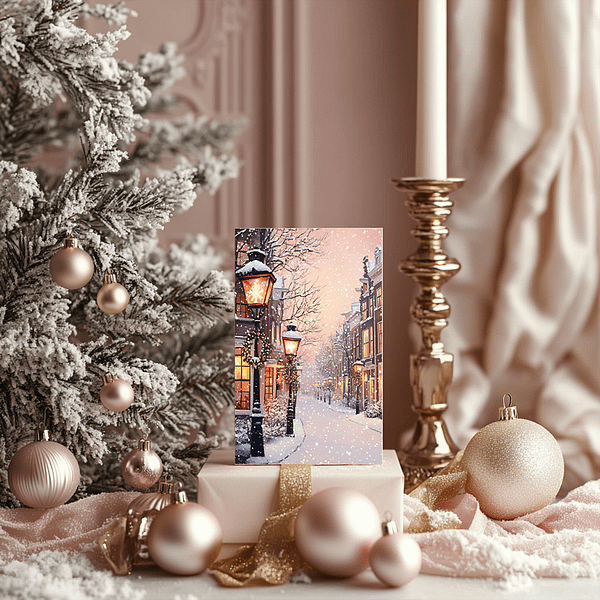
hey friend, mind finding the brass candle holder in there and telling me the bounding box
[392,177,465,492]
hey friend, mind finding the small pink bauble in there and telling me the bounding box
[369,519,422,587]
[8,426,80,509]
[294,487,381,578]
[148,488,222,575]
[100,374,134,412]
[462,394,564,520]
[97,272,130,314]
[122,439,163,490]
[50,237,94,289]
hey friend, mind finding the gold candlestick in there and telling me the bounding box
[392,177,465,492]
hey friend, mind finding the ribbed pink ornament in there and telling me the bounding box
[8,431,80,509]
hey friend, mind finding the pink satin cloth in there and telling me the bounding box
[405,479,600,579]
[0,492,139,569]
[1,485,599,580]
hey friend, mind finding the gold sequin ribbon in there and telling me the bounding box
[210,463,312,587]
[407,450,467,532]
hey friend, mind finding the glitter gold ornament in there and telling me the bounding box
[126,474,177,568]
[100,373,134,412]
[369,514,422,587]
[462,394,564,520]
[147,483,222,575]
[96,271,130,314]
[99,475,177,575]
[122,438,163,490]
[294,487,381,578]
[50,236,94,289]
[8,422,80,509]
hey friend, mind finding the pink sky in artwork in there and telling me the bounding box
[297,228,383,364]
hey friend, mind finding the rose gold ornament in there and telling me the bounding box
[369,514,422,587]
[100,373,134,412]
[147,484,222,575]
[126,474,177,568]
[50,236,94,289]
[462,394,564,520]
[294,487,381,578]
[8,423,80,509]
[96,271,130,314]
[122,438,163,490]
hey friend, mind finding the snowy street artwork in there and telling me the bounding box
[234,228,383,465]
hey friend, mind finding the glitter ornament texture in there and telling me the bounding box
[96,271,130,314]
[100,373,134,412]
[462,394,564,520]
[369,516,422,587]
[49,236,94,289]
[147,486,222,575]
[294,487,381,578]
[8,424,80,509]
[122,439,163,490]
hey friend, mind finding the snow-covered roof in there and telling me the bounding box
[235,259,272,276]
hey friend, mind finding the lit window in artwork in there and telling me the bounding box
[235,347,250,411]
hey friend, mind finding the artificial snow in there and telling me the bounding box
[0,551,146,600]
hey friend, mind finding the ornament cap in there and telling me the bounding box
[499,393,518,421]
[173,482,188,504]
[158,474,174,494]
[103,270,118,284]
[381,512,399,536]
[35,424,50,442]
[138,438,151,452]
[63,236,79,249]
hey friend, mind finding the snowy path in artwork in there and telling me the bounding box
[277,393,381,464]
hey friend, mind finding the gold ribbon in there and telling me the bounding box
[210,463,312,587]
[407,450,467,533]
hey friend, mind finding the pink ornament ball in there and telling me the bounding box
[100,377,134,412]
[8,439,80,509]
[148,502,222,575]
[369,532,422,587]
[294,487,381,578]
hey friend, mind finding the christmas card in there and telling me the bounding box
[234,228,383,465]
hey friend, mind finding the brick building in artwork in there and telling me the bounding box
[339,246,383,412]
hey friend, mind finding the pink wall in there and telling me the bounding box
[111,0,423,451]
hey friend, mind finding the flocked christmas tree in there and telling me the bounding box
[0,0,239,506]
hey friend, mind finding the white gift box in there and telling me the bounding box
[196,449,404,545]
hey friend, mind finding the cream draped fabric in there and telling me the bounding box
[444,0,599,492]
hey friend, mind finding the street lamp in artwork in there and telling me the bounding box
[235,249,276,457]
[282,324,302,436]
[352,360,364,415]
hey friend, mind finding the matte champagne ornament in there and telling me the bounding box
[369,514,422,587]
[122,438,163,490]
[8,422,80,509]
[100,373,134,412]
[294,487,381,578]
[50,236,94,289]
[96,271,130,314]
[462,394,564,520]
[147,484,222,575]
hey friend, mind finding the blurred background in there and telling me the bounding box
[110,0,599,491]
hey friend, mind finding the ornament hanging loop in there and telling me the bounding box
[499,393,518,421]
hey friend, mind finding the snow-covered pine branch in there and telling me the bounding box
[0,0,238,503]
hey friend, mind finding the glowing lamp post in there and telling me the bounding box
[235,249,276,457]
[282,324,302,436]
[352,360,364,414]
